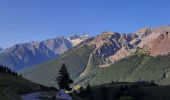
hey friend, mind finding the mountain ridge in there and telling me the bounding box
[21,25,170,87]
[0,34,93,71]
[0,47,3,53]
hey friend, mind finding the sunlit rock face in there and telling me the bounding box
[85,26,170,67]
[88,32,137,67]
[135,26,170,56]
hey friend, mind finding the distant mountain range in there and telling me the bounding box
[0,35,91,71]
[20,25,170,87]
[0,47,3,52]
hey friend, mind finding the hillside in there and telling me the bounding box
[0,72,42,100]
[89,54,170,86]
[21,45,94,87]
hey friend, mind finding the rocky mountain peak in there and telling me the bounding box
[86,26,170,67]
[87,32,137,67]
[41,37,72,54]
[136,26,170,39]
[89,32,120,48]
[135,26,170,48]
[135,28,152,38]
[68,34,92,46]
[142,31,170,56]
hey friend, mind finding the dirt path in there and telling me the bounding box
[21,92,46,100]
[3,87,17,100]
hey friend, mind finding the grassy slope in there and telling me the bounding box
[90,54,170,85]
[21,45,94,87]
[0,73,41,100]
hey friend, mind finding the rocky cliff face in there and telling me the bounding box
[0,37,73,70]
[135,26,170,56]
[87,32,137,67]
[84,26,170,67]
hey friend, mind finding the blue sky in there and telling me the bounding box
[0,0,170,48]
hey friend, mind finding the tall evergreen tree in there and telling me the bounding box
[56,63,73,91]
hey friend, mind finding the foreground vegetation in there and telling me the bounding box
[0,72,42,100]
[0,65,58,100]
[73,82,170,100]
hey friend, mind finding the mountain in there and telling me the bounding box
[0,47,3,52]
[21,26,170,87]
[0,34,92,71]
[88,26,170,66]
[136,27,170,56]
[0,37,73,71]
[68,34,92,46]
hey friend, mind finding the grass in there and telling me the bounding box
[0,72,42,100]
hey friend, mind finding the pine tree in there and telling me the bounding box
[56,63,73,91]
